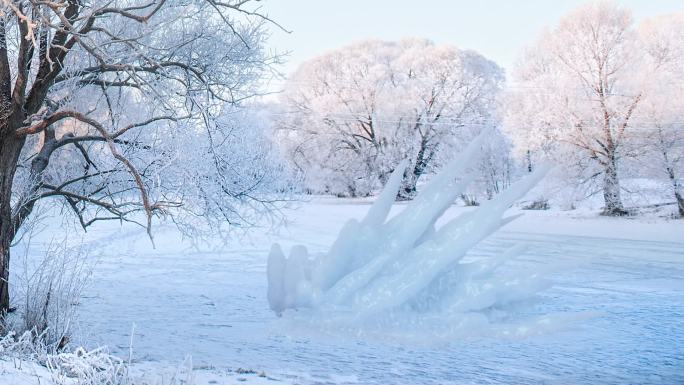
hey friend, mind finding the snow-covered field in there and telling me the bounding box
[5,198,684,384]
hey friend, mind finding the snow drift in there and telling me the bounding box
[267,133,555,339]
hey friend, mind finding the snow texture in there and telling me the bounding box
[267,134,554,336]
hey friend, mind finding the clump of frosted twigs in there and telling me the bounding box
[2,234,92,351]
[1,329,127,384]
[46,346,130,385]
[0,329,45,359]
[1,329,198,385]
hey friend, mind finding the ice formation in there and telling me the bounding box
[267,133,554,337]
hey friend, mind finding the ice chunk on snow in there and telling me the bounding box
[267,134,555,336]
[267,244,286,314]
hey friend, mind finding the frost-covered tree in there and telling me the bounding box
[637,14,684,216]
[505,2,644,215]
[278,39,503,199]
[0,0,286,312]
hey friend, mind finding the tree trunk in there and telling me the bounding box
[675,190,684,218]
[0,134,25,313]
[398,165,420,201]
[398,140,432,201]
[0,230,9,313]
[601,158,627,216]
[667,168,684,218]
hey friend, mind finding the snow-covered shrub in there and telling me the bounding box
[1,331,199,385]
[0,329,46,360]
[3,236,92,350]
[267,134,555,339]
[44,346,129,385]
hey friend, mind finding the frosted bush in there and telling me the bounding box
[0,330,43,359]
[44,346,129,385]
[1,330,199,385]
[3,236,92,350]
[267,134,556,339]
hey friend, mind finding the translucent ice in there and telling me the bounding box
[267,134,554,337]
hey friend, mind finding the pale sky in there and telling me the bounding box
[264,0,684,82]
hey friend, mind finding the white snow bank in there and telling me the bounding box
[0,357,308,385]
[1,359,55,385]
[267,135,566,340]
[1,345,307,385]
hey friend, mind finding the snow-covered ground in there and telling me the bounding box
[6,198,684,384]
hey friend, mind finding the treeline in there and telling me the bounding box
[273,2,684,216]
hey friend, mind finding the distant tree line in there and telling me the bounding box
[276,2,684,217]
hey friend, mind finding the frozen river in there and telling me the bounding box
[22,199,684,384]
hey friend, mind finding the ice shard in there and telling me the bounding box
[267,134,552,329]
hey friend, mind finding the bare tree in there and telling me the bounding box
[0,0,285,313]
